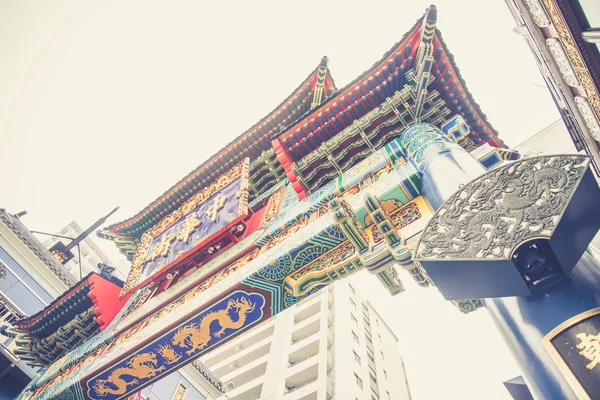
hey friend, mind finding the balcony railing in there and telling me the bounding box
[285,377,319,394]
[326,377,334,397]
[233,346,270,366]
[290,329,319,345]
[288,352,318,368]
[226,372,266,391]
[294,311,319,325]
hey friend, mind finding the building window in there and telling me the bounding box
[380,351,384,360]
[351,313,358,324]
[352,331,359,344]
[372,392,380,400]
[376,318,379,326]
[387,391,391,399]
[367,350,375,362]
[365,331,373,342]
[369,371,377,384]
[350,297,357,308]
[384,369,387,379]
[369,365,377,378]
[354,351,361,364]
[349,284,356,294]
[364,317,371,326]
[378,333,382,341]
[355,373,363,389]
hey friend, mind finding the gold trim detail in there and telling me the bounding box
[263,185,286,225]
[542,307,600,400]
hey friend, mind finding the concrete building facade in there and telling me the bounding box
[201,280,411,400]
[0,210,76,399]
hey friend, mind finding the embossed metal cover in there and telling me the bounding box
[414,155,600,299]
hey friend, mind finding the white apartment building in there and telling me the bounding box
[42,221,128,280]
[201,280,411,400]
[514,119,600,250]
[514,119,578,157]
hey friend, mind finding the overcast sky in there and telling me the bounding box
[0,1,561,398]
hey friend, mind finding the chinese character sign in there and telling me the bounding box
[543,308,600,399]
[139,176,243,282]
[120,159,250,297]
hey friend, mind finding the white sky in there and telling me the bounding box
[0,1,562,398]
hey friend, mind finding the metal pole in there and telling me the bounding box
[76,244,83,280]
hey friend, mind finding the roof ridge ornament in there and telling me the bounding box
[312,56,330,109]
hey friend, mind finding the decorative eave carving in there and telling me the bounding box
[120,159,250,298]
[546,37,580,87]
[524,0,551,27]
[575,96,600,141]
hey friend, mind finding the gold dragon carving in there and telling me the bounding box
[157,344,182,364]
[91,296,256,397]
[92,353,166,396]
[172,297,255,355]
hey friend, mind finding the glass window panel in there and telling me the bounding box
[0,268,19,293]
[0,247,53,304]
[5,282,45,315]
[20,275,53,304]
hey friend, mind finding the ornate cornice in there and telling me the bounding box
[0,209,76,287]
[191,360,224,393]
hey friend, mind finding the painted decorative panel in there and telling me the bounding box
[86,291,266,400]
